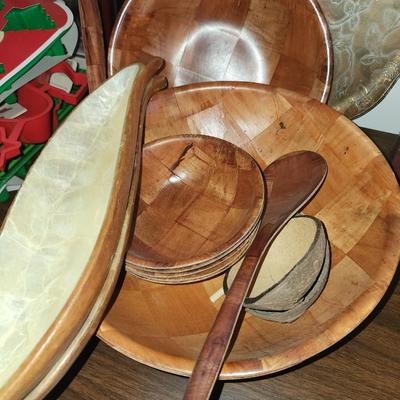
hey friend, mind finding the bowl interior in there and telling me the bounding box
[127,135,265,270]
[98,82,400,379]
[109,0,332,102]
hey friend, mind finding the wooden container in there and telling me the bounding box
[98,81,400,379]
[108,0,333,102]
[126,221,260,284]
[125,134,265,281]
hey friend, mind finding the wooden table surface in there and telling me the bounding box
[0,132,398,400]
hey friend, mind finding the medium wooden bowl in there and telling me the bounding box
[109,0,332,102]
[98,82,400,379]
[127,211,259,274]
[126,135,265,272]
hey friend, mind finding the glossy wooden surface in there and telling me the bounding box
[78,0,107,91]
[126,222,260,285]
[98,83,400,379]
[126,135,265,277]
[1,133,398,400]
[185,151,327,399]
[108,0,332,102]
[98,82,399,380]
[50,307,400,400]
[362,128,400,181]
[96,0,124,48]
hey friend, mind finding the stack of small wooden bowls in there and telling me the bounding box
[224,215,330,322]
[125,134,265,284]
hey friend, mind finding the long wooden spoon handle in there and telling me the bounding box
[183,255,262,399]
[184,151,327,399]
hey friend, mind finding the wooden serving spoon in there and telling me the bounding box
[184,151,328,399]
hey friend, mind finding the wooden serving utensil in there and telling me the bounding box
[184,151,328,399]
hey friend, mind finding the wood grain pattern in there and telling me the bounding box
[78,0,107,91]
[391,145,400,181]
[96,0,124,48]
[126,134,265,280]
[52,256,399,399]
[50,305,400,400]
[361,128,400,181]
[126,221,260,285]
[98,82,400,380]
[0,59,165,400]
[108,0,332,102]
[184,151,327,399]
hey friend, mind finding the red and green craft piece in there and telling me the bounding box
[0,125,21,170]
[0,98,77,201]
[0,0,73,96]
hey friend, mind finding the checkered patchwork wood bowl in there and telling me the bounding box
[98,82,399,379]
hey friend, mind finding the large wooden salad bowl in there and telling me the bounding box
[109,0,332,102]
[98,81,400,379]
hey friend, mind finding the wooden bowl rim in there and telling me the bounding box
[126,221,260,284]
[126,215,261,273]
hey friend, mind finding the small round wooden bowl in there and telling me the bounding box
[98,82,400,380]
[126,135,265,272]
[224,215,328,311]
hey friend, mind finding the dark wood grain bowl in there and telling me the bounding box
[108,0,333,103]
[126,220,260,284]
[126,134,265,275]
[98,82,399,379]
